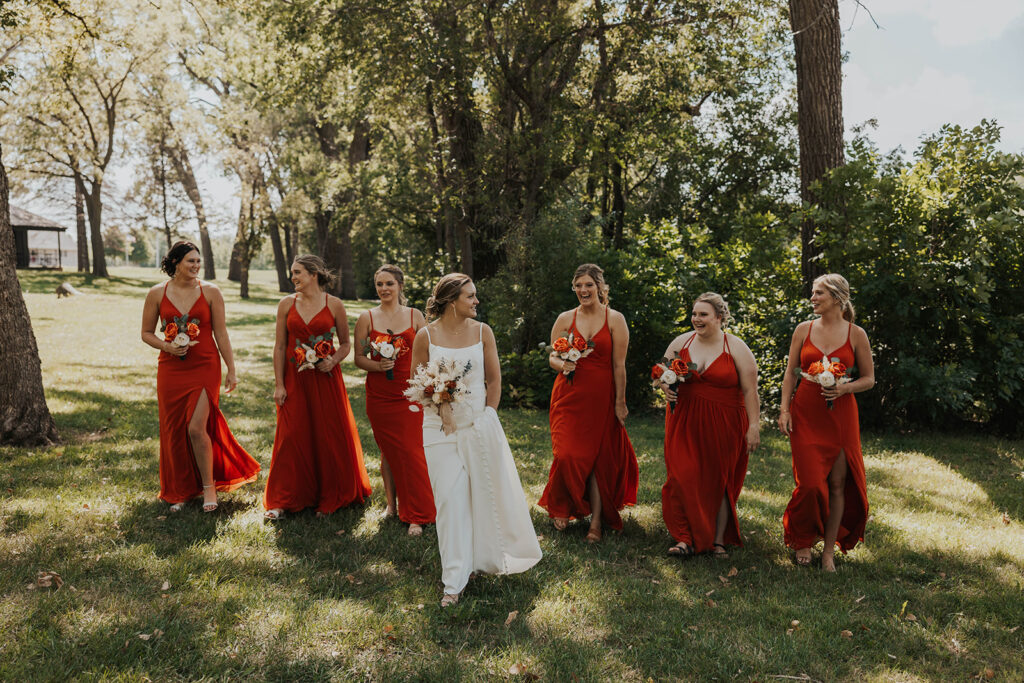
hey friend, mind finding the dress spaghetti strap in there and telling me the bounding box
[682,332,696,350]
[425,326,432,344]
[478,322,483,343]
[723,332,731,355]
[410,308,415,327]
[368,309,374,330]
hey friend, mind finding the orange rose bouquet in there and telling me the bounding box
[362,330,410,380]
[404,357,473,434]
[548,331,595,384]
[161,313,200,361]
[291,326,337,373]
[651,352,698,413]
[799,354,852,409]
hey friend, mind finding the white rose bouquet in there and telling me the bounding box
[404,358,473,434]
[800,355,852,409]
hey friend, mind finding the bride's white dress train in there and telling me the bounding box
[421,326,542,596]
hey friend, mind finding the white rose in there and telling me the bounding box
[173,333,190,347]
[305,348,318,363]
[817,371,836,387]
[431,391,443,404]
[433,381,446,395]
[567,348,582,362]
[661,369,678,385]
[377,342,395,358]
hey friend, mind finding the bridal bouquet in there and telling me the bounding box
[651,354,697,413]
[162,314,200,361]
[549,331,594,383]
[292,327,337,373]
[801,355,852,409]
[404,358,472,434]
[363,331,409,380]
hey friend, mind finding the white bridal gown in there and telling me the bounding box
[422,325,543,596]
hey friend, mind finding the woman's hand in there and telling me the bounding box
[164,342,188,357]
[615,400,628,425]
[745,423,760,452]
[821,383,847,401]
[561,359,576,375]
[317,356,339,374]
[778,410,792,436]
[224,371,238,393]
[662,383,677,402]
[378,358,395,373]
[274,385,287,406]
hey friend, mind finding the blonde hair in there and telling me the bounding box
[374,264,408,305]
[293,254,336,289]
[694,292,732,326]
[572,263,610,305]
[426,273,472,321]
[813,273,855,322]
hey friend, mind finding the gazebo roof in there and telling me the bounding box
[9,205,66,231]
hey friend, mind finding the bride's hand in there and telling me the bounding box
[561,360,576,374]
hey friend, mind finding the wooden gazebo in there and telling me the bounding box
[10,205,68,270]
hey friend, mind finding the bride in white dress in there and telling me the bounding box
[408,273,542,607]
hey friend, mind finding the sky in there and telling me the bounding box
[16,0,1024,235]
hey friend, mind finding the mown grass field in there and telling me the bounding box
[2,267,1022,681]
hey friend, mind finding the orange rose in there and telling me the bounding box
[314,340,334,358]
[552,337,571,353]
[186,322,200,340]
[392,337,407,350]
[807,361,824,375]
[293,347,306,365]
[670,359,689,376]
[571,335,588,351]
[163,322,178,341]
[374,333,391,344]
[829,362,847,377]
[424,385,435,396]
[651,364,665,380]
[446,380,457,390]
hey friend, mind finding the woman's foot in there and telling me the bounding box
[794,548,812,566]
[169,502,185,513]
[440,593,460,608]
[712,543,729,559]
[585,524,602,543]
[383,506,396,520]
[408,523,423,537]
[667,542,694,559]
[264,508,285,520]
[821,553,836,572]
[552,517,569,531]
[201,484,218,513]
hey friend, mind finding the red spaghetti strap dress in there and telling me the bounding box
[783,321,868,552]
[538,307,639,530]
[264,296,372,514]
[365,309,435,524]
[662,334,749,552]
[157,282,260,504]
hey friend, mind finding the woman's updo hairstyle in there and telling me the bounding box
[694,292,732,327]
[426,273,472,321]
[572,263,610,305]
[293,254,336,289]
[374,264,408,306]
[161,241,201,276]
[813,273,855,323]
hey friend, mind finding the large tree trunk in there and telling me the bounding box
[167,136,216,280]
[789,0,845,292]
[75,180,89,273]
[0,146,58,446]
[78,178,108,277]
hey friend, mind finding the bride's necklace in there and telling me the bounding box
[440,317,470,336]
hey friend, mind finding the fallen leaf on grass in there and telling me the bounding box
[939,572,947,579]
[345,574,356,583]
[335,529,346,536]
[31,571,63,590]
[855,595,866,603]
[383,624,394,634]
[82,503,90,509]
[161,581,170,591]
[704,599,717,607]
[651,579,661,584]
[137,629,163,641]
[791,620,801,628]
[840,630,853,639]
[718,576,729,585]
[504,610,519,626]
[727,566,738,577]
[156,515,166,521]
[705,590,715,597]
[417,604,424,610]
[1002,512,1011,525]
[906,613,918,622]
[536,534,544,541]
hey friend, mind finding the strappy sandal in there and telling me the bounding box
[585,526,602,543]
[169,502,185,513]
[667,542,694,559]
[407,524,423,537]
[264,508,285,520]
[201,484,218,513]
[712,543,729,559]
[440,592,461,608]
[794,548,812,566]
[552,517,569,531]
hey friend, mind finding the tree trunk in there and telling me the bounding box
[75,180,89,273]
[789,0,845,292]
[167,137,216,280]
[78,177,108,277]
[0,145,58,446]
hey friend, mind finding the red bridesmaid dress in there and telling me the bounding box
[783,321,868,552]
[538,307,639,530]
[157,282,260,504]
[365,309,435,524]
[662,334,749,552]
[264,295,372,513]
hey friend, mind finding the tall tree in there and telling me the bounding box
[0,143,58,446]
[788,0,845,290]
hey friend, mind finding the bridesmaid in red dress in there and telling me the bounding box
[538,263,639,542]
[657,293,760,559]
[353,264,435,535]
[264,255,371,519]
[140,241,260,513]
[779,274,875,571]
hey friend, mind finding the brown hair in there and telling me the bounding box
[572,263,610,305]
[293,254,336,289]
[161,241,200,276]
[813,273,855,323]
[426,273,472,321]
[693,292,732,326]
[374,264,407,305]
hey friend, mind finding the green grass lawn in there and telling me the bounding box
[2,267,1022,681]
